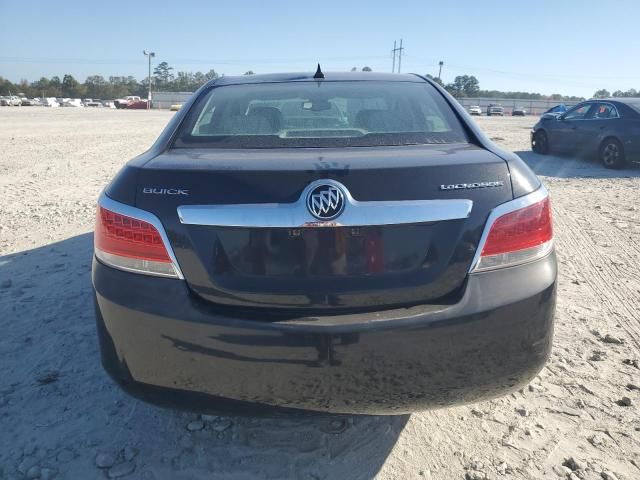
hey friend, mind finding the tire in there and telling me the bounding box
[600,138,625,169]
[532,130,549,155]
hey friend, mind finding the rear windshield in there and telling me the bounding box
[173,81,468,148]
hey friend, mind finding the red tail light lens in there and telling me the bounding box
[474,196,553,272]
[96,207,171,262]
[95,206,178,277]
[482,197,552,256]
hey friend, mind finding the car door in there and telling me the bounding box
[550,102,596,151]
[580,102,621,151]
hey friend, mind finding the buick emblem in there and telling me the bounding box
[306,183,345,220]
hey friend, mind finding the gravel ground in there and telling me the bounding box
[1,109,639,480]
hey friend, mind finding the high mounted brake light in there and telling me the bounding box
[94,195,182,278]
[470,187,553,273]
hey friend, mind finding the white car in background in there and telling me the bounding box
[468,105,482,115]
[84,99,104,107]
[41,97,60,107]
[60,98,84,107]
[2,96,23,106]
[114,96,141,109]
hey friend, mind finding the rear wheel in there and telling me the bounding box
[600,138,625,169]
[532,130,549,155]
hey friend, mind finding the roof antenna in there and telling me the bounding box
[313,63,325,79]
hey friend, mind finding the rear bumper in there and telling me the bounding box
[92,253,556,415]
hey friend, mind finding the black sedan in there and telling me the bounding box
[531,98,640,168]
[93,71,556,415]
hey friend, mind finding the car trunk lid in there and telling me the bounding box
[134,144,512,311]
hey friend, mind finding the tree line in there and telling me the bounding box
[593,88,638,99]
[426,74,584,101]
[0,62,220,99]
[0,61,605,102]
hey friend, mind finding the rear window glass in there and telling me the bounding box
[173,81,468,149]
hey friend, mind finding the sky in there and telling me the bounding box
[2,0,640,98]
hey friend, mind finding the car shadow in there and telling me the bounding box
[515,150,640,179]
[0,233,408,479]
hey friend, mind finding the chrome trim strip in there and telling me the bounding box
[468,185,550,273]
[177,179,473,228]
[97,192,185,279]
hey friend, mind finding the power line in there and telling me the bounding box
[392,41,396,73]
[405,54,640,81]
[391,39,404,73]
[0,55,391,66]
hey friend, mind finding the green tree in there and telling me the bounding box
[593,89,610,99]
[362,66,372,72]
[446,75,480,97]
[425,74,444,87]
[61,74,85,97]
[614,88,638,97]
[244,70,255,75]
[84,75,107,98]
[153,62,174,85]
[203,69,219,81]
[49,76,62,95]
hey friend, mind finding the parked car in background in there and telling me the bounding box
[545,104,568,114]
[512,107,527,116]
[114,96,141,109]
[60,98,84,107]
[125,99,149,109]
[2,96,23,106]
[93,71,556,415]
[40,97,60,107]
[531,98,640,168]
[542,104,568,118]
[84,99,104,107]
[468,105,482,115]
[487,104,504,116]
[102,101,116,108]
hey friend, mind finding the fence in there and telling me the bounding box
[151,91,193,109]
[455,97,579,116]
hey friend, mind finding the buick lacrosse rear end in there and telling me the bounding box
[92,71,556,415]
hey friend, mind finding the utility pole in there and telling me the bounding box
[391,39,404,73]
[392,40,396,73]
[438,60,444,81]
[143,50,155,110]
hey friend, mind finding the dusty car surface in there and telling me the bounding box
[93,71,556,415]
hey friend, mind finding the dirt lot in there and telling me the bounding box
[1,109,639,480]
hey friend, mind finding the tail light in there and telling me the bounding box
[94,196,182,278]
[471,187,553,272]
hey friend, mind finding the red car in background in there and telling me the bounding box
[125,100,149,109]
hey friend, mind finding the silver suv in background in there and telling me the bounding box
[487,104,504,116]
